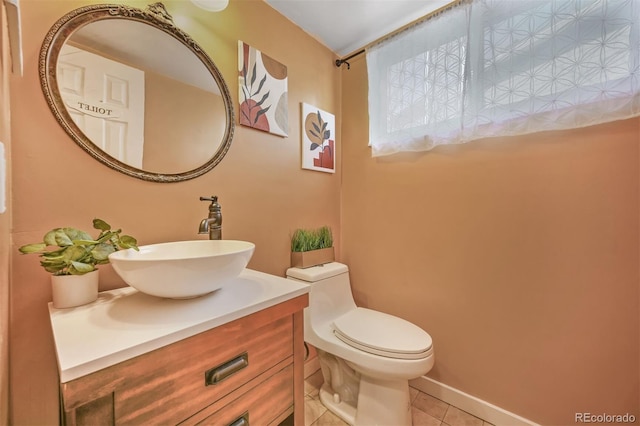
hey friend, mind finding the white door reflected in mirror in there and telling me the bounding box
[58,45,145,168]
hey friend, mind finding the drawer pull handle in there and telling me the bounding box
[228,411,249,426]
[205,352,248,385]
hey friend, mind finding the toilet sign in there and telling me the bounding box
[65,100,121,119]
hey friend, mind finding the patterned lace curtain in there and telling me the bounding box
[367,0,640,157]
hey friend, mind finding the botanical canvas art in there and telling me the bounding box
[238,41,288,137]
[301,103,335,173]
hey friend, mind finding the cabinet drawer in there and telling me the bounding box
[113,315,293,424]
[195,364,294,426]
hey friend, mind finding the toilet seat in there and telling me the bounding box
[332,308,432,360]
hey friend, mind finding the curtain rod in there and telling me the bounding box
[334,0,466,69]
[334,49,365,69]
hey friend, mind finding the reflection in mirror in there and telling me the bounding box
[40,3,234,182]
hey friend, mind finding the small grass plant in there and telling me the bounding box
[291,226,333,252]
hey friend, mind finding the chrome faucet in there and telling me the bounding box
[198,196,222,240]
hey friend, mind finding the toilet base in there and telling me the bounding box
[354,375,412,426]
[319,383,357,425]
[318,376,412,426]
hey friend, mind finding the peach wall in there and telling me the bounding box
[144,72,226,173]
[1,4,12,423]
[9,0,341,423]
[341,55,639,424]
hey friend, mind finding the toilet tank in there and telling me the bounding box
[286,262,357,327]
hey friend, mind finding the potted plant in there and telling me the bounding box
[18,218,138,308]
[290,226,334,268]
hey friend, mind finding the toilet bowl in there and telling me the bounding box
[286,262,434,426]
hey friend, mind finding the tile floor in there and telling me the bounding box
[304,369,494,426]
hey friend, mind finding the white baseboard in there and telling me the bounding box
[409,376,539,426]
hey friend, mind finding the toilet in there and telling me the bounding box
[286,262,434,426]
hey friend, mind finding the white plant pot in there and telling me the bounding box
[51,270,99,309]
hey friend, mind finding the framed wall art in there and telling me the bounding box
[301,103,335,173]
[238,41,288,137]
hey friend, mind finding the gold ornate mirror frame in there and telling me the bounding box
[39,2,235,182]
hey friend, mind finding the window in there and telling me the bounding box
[367,0,640,156]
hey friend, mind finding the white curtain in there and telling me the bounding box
[367,0,640,157]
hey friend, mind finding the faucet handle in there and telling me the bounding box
[200,196,221,215]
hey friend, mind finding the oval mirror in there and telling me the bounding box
[39,2,234,182]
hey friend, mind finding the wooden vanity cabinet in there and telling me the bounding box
[59,294,308,426]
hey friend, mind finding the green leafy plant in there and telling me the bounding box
[291,226,333,252]
[18,218,138,276]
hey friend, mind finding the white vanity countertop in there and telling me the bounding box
[48,268,309,383]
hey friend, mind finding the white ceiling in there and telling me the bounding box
[264,0,453,58]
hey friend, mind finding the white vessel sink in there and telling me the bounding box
[109,240,255,299]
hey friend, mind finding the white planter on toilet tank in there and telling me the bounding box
[286,262,434,426]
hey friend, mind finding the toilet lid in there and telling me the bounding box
[332,308,432,360]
